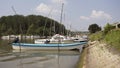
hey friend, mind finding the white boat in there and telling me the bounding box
[72,35,88,42]
[34,34,74,44]
[73,37,88,42]
[12,42,87,52]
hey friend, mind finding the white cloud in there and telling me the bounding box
[80,16,89,20]
[36,3,51,14]
[36,3,52,14]
[51,0,67,4]
[35,3,60,15]
[90,10,112,19]
[80,10,112,20]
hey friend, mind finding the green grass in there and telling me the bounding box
[89,31,103,41]
[89,29,120,51]
[104,29,120,51]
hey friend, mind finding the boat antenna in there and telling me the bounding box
[42,8,53,37]
[11,6,17,15]
[11,6,23,35]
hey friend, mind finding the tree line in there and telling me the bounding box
[88,23,119,34]
[0,15,67,36]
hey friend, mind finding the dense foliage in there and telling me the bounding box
[88,23,101,33]
[0,15,67,36]
[103,23,115,34]
[118,24,120,28]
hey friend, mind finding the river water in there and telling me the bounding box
[0,40,81,68]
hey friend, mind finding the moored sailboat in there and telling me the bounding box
[34,34,74,44]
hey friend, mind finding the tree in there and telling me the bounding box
[6,27,14,35]
[118,24,120,28]
[35,27,44,36]
[88,23,101,33]
[0,15,67,36]
[0,23,6,35]
[27,24,36,35]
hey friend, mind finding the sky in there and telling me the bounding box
[0,0,120,31]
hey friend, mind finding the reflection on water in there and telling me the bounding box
[0,40,80,68]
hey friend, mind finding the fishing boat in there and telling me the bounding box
[12,42,87,51]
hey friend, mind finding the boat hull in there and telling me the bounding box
[12,42,87,52]
[12,45,83,50]
[34,39,74,44]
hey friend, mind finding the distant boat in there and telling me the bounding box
[73,36,88,42]
[34,34,74,44]
[12,42,87,51]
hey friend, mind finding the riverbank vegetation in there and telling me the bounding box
[104,29,120,50]
[89,23,120,51]
[0,15,67,36]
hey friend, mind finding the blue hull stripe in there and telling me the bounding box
[12,42,87,47]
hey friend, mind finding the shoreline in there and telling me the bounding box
[78,41,120,68]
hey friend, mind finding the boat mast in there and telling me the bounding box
[58,3,64,68]
[57,3,64,55]
[59,3,64,35]
[11,6,22,51]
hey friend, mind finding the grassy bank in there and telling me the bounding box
[77,29,120,68]
[104,29,120,51]
[89,31,103,41]
[89,29,120,51]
